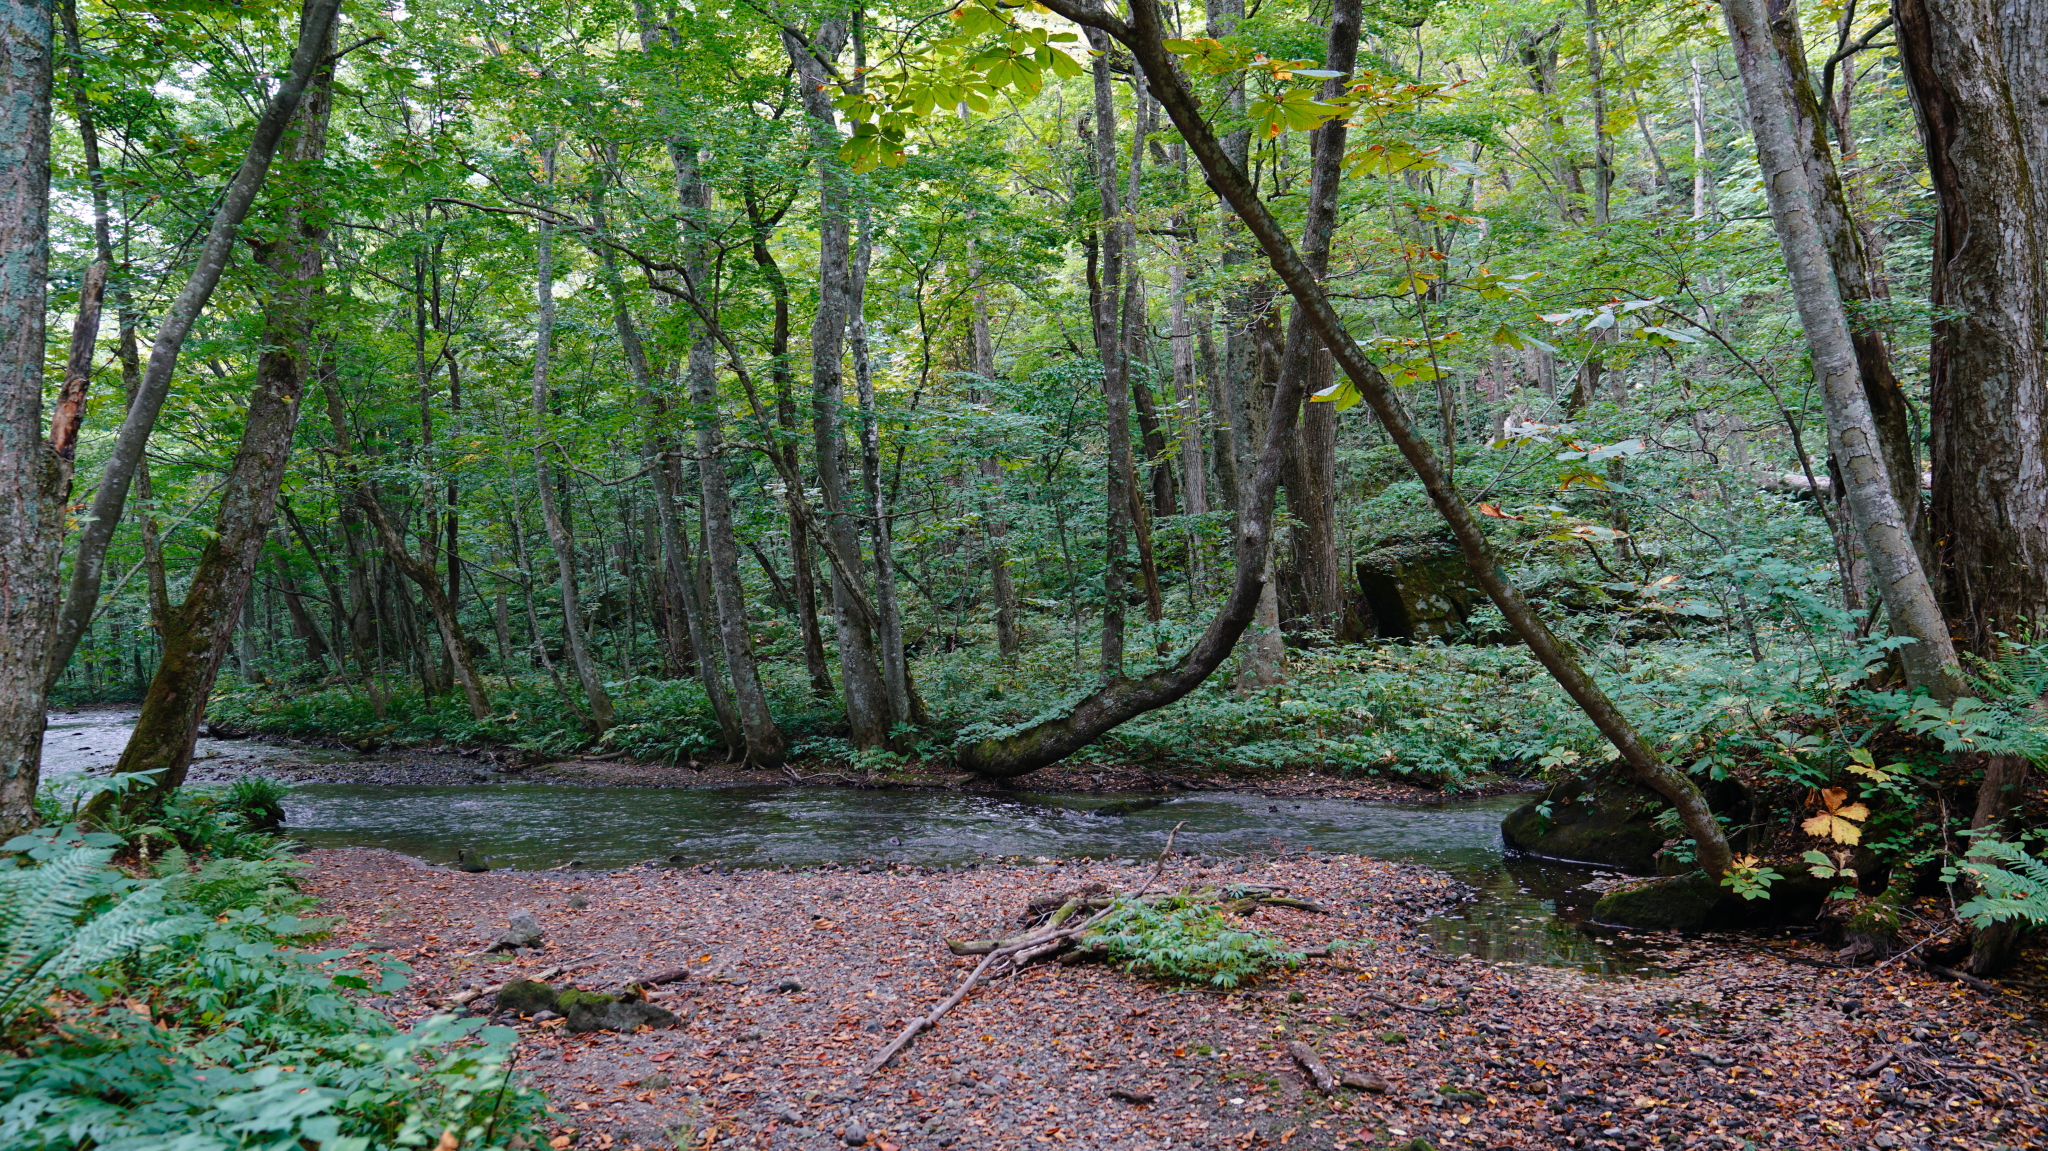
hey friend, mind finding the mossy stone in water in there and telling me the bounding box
[1501,776,1669,872]
[1591,870,1725,930]
[496,979,559,1014]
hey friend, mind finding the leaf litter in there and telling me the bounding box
[307,848,2045,1151]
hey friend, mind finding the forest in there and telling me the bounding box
[0,0,2043,1148]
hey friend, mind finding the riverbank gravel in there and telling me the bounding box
[306,849,2044,1151]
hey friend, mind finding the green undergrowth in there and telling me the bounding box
[1086,893,1307,988]
[1,774,544,1151]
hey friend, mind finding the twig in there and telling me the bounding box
[1361,991,1455,1015]
[1902,953,2003,996]
[866,847,1177,1079]
[1859,1047,1901,1077]
[1135,821,1186,899]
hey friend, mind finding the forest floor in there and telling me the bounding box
[308,848,2046,1151]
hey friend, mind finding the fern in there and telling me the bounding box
[0,846,194,1024]
[1953,834,2048,929]
[1087,895,1304,988]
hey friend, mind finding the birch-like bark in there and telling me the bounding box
[47,0,343,686]
[1722,0,1963,702]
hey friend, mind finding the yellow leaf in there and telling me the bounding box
[1802,812,1864,845]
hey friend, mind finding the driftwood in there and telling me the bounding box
[860,823,1190,1079]
[948,884,1328,955]
[1287,1040,1339,1094]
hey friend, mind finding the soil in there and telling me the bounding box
[307,848,2047,1151]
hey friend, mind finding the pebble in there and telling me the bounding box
[778,978,804,993]
[841,1120,868,1145]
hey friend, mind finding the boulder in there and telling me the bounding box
[1352,537,1484,641]
[1590,871,1726,930]
[495,979,559,1014]
[485,909,543,953]
[1500,776,1668,873]
[1591,859,1840,931]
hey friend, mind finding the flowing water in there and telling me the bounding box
[42,710,1660,975]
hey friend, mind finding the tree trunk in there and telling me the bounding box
[1584,0,1613,226]
[785,21,894,748]
[991,0,1737,883]
[0,0,58,836]
[744,197,835,698]
[852,212,914,727]
[45,0,343,687]
[1277,0,1359,638]
[1768,0,1925,566]
[529,162,615,733]
[1895,0,2048,975]
[1087,37,1137,678]
[972,280,1021,662]
[1723,0,1963,703]
[116,40,334,794]
[687,333,788,765]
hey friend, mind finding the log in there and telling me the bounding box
[627,965,692,988]
[1288,1040,1339,1094]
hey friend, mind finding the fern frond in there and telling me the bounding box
[1956,835,2048,929]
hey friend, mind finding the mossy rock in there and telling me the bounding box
[1592,870,1725,929]
[1501,776,1669,872]
[495,979,558,1014]
[554,989,615,1013]
[1353,537,1483,641]
[1593,860,1837,931]
[563,993,679,1034]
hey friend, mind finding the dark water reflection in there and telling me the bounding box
[283,783,1661,976]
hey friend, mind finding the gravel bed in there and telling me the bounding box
[305,849,2045,1151]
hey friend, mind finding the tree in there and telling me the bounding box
[1895,0,2048,975]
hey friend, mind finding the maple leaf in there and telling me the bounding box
[1801,787,1870,845]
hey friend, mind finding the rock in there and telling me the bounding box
[531,1009,560,1022]
[777,978,804,993]
[562,991,680,1034]
[1378,1031,1407,1044]
[1591,871,1726,930]
[1341,1071,1389,1093]
[567,895,589,909]
[1352,535,1484,641]
[458,849,490,874]
[486,910,544,952]
[640,1074,672,1090]
[495,979,559,1014]
[841,1120,869,1146]
[1500,776,1670,872]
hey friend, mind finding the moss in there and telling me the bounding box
[494,979,558,1014]
[553,989,616,1013]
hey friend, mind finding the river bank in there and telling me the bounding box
[309,847,2045,1151]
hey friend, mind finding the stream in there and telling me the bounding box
[43,709,1660,976]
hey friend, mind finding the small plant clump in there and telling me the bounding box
[1087,894,1306,988]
